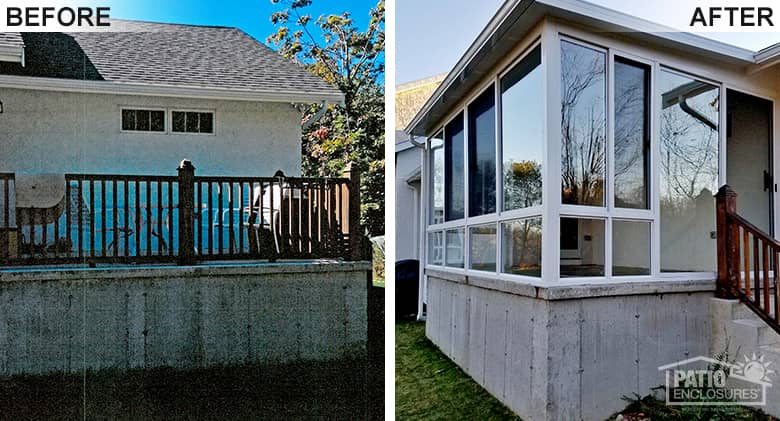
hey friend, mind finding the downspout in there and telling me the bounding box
[408,134,425,149]
[302,100,328,130]
[678,95,718,131]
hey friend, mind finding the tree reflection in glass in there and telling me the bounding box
[502,45,543,210]
[561,40,606,206]
[614,58,650,209]
[659,70,719,272]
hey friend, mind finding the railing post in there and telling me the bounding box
[716,185,737,298]
[178,159,196,265]
[343,163,363,261]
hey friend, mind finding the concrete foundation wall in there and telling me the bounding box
[0,261,368,376]
[426,270,715,421]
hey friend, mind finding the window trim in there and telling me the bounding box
[119,106,168,134]
[170,108,217,136]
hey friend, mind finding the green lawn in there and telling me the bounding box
[395,322,521,420]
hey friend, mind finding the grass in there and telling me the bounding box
[395,321,521,420]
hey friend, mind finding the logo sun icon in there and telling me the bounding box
[734,353,775,383]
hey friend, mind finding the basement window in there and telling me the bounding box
[121,109,165,132]
[172,111,214,134]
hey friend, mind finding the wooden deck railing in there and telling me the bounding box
[716,185,780,334]
[0,161,364,266]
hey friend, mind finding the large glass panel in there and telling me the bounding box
[427,231,443,266]
[430,133,445,224]
[445,229,464,268]
[445,115,465,221]
[614,58,650,209]
[560,217,605,277]
[561,40,606,206]
[502,217,542,277]
[659,70,719,272]
[469,224,497,272]
[613,220,650,275]
[468,87,496,216]
[502,46,543,210]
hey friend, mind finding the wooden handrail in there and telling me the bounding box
[0,162,364,266]
[716,184,780,335]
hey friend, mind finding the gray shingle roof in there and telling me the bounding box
[0,20,342,100]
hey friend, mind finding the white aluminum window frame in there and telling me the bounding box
[119,106,168,134]
[170,109,217,136]
[421,22,769,286]
[425,39,545,285]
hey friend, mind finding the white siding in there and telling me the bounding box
[0,88,302,177]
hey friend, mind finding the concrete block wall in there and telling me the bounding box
[426,270,715,421]
[0,262,369,376]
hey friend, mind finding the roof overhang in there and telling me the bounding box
[0,74,345,105]
[405,0,763,137]
[0,45,24,65]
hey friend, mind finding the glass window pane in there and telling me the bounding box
[445,229,464,268]
[445,114,465,221]
[560,217,605,277]
[613,220,650,275]
[428,231,443,266]
[469,224,497,272]
[199,112,214,133]
[172,111,185,132]
[502,46,543,210]
[561,40,606,206]
[121,109,135,131]
[468,87,496,216]
[150,110,165,132]
[502,217,542,277]
[136,110,150,131]
[614,58,650,209]
[659,70,719,272]
[186,112,199,132]
[430,133,444,224]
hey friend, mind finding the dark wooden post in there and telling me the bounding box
[716,185,737,298]
[178,159,196,265]
[343,163,363,261]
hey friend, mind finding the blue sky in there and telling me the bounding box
[107,0,379,50]
[396,0,780,85]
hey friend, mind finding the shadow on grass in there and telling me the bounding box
[0,284,384,421]
[395,321,521,421]
[0,358,371,421]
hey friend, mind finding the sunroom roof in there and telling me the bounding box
[405,0,779,137]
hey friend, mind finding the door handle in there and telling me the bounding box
[764,170,773,192]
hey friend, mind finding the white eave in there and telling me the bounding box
[0,74,345,105]
[0,45,24,65]
[405,0,764,137]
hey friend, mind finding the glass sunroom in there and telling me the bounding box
[420,26,772,285]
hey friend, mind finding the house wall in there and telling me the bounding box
[0,87,303,177]
[395,144,422,262]
[0,261,369,375]
[426,270,715,421]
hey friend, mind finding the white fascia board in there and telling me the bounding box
[405,0,762,137]
[539,0,755,62]
[0,45,24,65]
[0,74,345,105]
[754,42,780,64]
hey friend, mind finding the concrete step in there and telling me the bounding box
[730,318,780,347]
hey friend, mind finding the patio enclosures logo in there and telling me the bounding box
[659,354,774,406]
